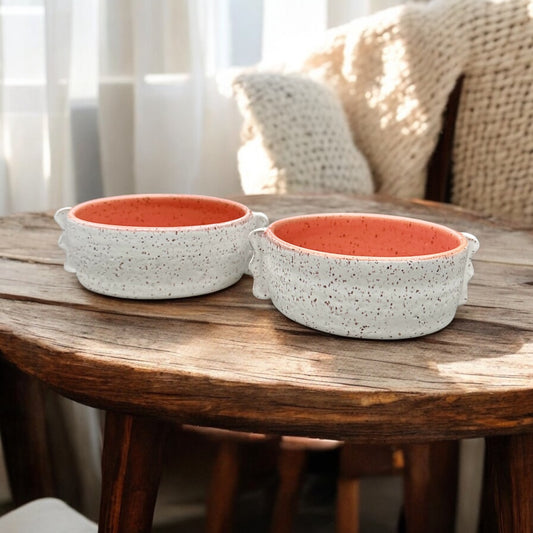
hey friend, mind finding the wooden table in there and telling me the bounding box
[0,193,532,532]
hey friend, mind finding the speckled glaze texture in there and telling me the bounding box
[249,214,479,339]
[55,194,268,299]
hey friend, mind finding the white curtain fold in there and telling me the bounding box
[0,1,6,216]
[44,0,74,210]
[97,0,243,198]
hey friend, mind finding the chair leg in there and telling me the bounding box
[270,446,307,533]
[206,440,241,533]
[335,442,405,533]
[477,440,498,533]
[336,444,360,533]
[403,440,459,533]
[0,358,55,504]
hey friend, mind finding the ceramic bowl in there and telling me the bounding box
[249,213,479,339]
[55,194,268,299]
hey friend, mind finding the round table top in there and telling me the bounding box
[0,193,532,443]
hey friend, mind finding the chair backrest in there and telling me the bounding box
[425,76,464,204]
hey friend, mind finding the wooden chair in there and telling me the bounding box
[0,358,56,507]
[0,360,97,529]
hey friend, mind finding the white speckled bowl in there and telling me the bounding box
[249,213,479,339]
[55,194,268,299]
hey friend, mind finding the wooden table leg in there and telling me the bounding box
[98,411,169,533]
[0,358,55,504]
[403,440,459,533]
[481,434,533,533]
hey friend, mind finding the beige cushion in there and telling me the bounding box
[233,72,374,195]
[0,498,97,533]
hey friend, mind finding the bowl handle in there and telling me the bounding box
[459,232,480,305]
[54,207,70,230]
[243,212,269,276]
[248,228,270,299]
[251,211,269,229]
[54,207,76,273]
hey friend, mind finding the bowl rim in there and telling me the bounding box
[67,193,252,231]
[265,213,468,261]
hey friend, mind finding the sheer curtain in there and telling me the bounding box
[0,0,405,518]
[0,0,401,217]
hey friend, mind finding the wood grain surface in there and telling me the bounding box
[0,194,532,443]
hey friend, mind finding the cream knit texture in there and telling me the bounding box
[300,0,533,225]
[233,72,374,195]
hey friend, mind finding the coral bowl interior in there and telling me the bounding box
[70,194,249,229]
[268,213,467,259]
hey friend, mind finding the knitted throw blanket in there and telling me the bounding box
[300,0,533,226]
